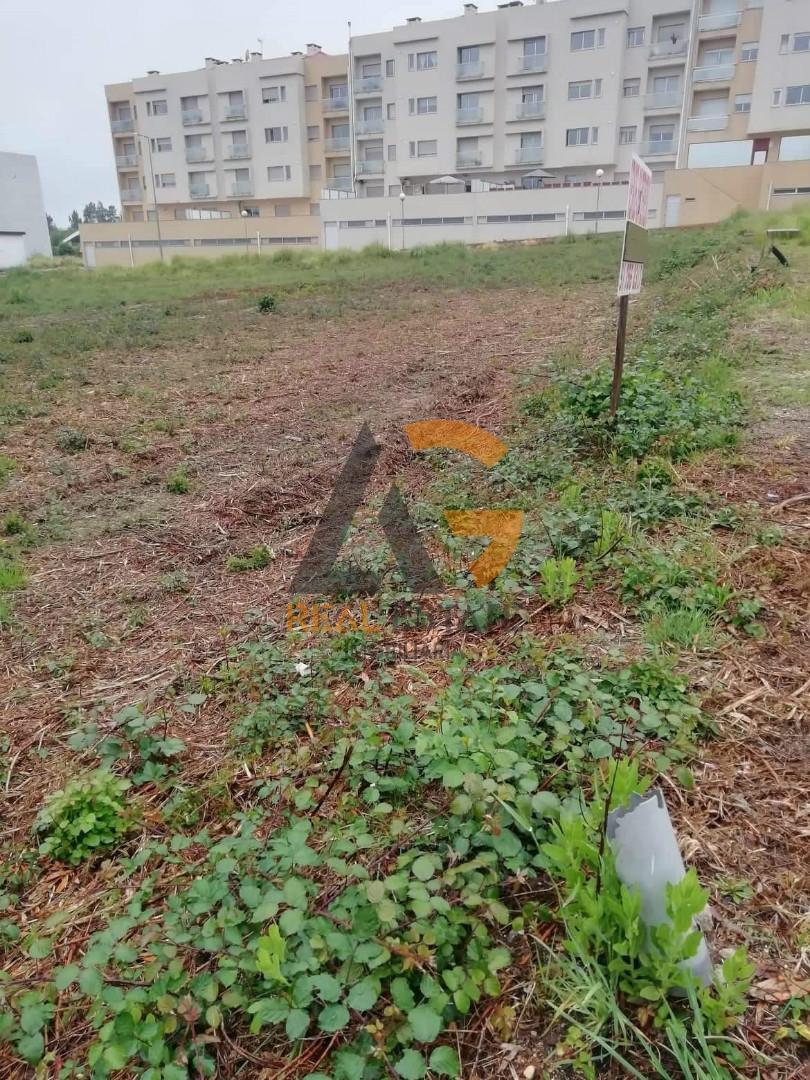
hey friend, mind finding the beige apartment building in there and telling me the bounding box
[83,0,810,265]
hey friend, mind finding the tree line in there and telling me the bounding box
[47,203,120,254]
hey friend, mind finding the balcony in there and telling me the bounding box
[225,144,250,159]
[456,152,483,168]
[457,107,484,125]
[190,183,212,198]
[517,52,548,73]
[323,96,349,114]
[698,11,741,33]
[230,181,253,196]
[354,76,383,95]
[515,147,544,165]
[693,63,735,82]
[326,176,352,190]
[641,139,676,156]
[687,113,729,131]
[357,160,384,176]
[355,119,384,136]
[324,137,351,154]
[121,188,142,202]
[223,105,247,121]
[649,38,689,60]
[182,109,204,125]
[115,154,137,169]
[515,101,546,120]
[185,146,211,163]
[111,117,134,134]
[457,60,485,80]
[644,91,682,111]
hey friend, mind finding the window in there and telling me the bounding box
[627,26,645,48]
[388,144,397,161]
[734,94,752,113]
[409,50,438,70]
[703,47,733,65]
[146,99,167,116]
[568,79,601,100]
[741,41,759,62]
[362,60,381,77]
[386,59,395,77]
[688,139,755,168]
[522,86,544,103]
[387,102,396,119]
[623,78,641,98]
[571,28,605,51]
[155,173,175,187]
[649,124,675,144]
[243,207,259,217]
[794,33,810,53]
[307,125,320,141]
[409,140,438,157]
[410,96,437,114]
[458,45,480,63]
[521,131,543,147]
[265,126,289,143]
[566,127,597,146]
[389,184,402,197]
[275,204,290,217]
[779,134,810,161]
[523,36,546,55]
[364,105,383,120]
[619,125,637,145]
[785,84,810,105]
[151,137,172,152]
[267,165,292,181]
[305,84,318,101]
[309,164,322,180]
[330,84,348,100]
[262,85,286,103]
[779,34,789,53]
[773,88,783,106]
[654,75,679,93]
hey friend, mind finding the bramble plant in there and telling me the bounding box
[35,770,133,865]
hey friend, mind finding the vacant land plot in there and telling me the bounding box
[0,222,808,1080]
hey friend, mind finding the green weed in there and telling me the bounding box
[226,544,274,572]
[35,770,133,865]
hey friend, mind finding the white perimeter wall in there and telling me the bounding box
[0,153,51,265]
[320,182,661,250]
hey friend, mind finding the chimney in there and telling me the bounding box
[146,69,160,75]
[406,16,422,23]
[291,50,303,56]
[204,57,221,67]
[249,51,262,61]
[306,43,322,55]
[464,3,477,12]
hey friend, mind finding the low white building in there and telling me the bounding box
[0,153,51,268]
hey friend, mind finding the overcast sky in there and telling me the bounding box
[0,0,464,224]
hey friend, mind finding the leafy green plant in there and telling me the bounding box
[0,456,16,487]
[166,467,189,494]
[227,544,273,572]
[35,770,133,865]
[540,556,579,606]
[257,294,277,313]
[645,606,717,651]
[56,427,90,453]
[69,705,187,786]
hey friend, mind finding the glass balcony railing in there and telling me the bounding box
[456,152,483,167]
[182,109,204,125]
[356,160,384,175]
[457,60,485,79]
[225,144,250,159]
[324,137,351,153]
[687,113,729,131]
[515,147,544,165]
[518,52,548,73]
[649,38,689,59]
[516,101,546,120]
[355,119,384,136]
[456,107,484,124]
[189,183,212,198]
[698,11,741,32]
[692,62,735,82]
[115,154,137,168]
[185,146,210,163]
[354,76,383,94]
[644,91,682,110]
[641,139,676,156]
[326,176,352,190]
[223,104,247,121]
[111,117,134,133]
[120,188,142,202]
[323,96,349,112]
[230,182,253,196]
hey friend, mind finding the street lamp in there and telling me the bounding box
[594,168,605,235]
[134,132,164,261]
[241,209,250,254]
[399,190,406,251]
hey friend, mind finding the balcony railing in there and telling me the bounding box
[223,105,247,121]
[692,62,735,82]
[357,160,384,175]
[687,113,729,131]
[355,119,384,136]
[698,11,741,33]
[182,109,204,125]
[115,154,137,168]
[641,139,676,156]
[457,107,484,125]
[111,117,134,133]
[644,91,682,110]
[225,144,250,159]
[185,146,210,163]
[323,96,349,113]
[324,137,351,153]
[515,147,544,165]
[190,183,212,198]
[516,101,546,120]
[649,38,689,60]
[230,182,253,196]
[354,76,383,94]
[456,152,483,167]
[326,176,352,190]
[457,60,485,79]
[518,52,548,73]
[121,188,142,202]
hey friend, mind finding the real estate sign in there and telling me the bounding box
[618,155,652,296]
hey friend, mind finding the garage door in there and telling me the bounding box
[0,233,27,269]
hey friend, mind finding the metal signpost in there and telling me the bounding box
[611,155,652,417]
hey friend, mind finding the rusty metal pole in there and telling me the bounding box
[610,293,629,418]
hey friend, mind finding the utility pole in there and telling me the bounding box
[135,132,164,262]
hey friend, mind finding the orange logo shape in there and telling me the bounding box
[404,420,524,587]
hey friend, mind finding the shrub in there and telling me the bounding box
[12,329,33,343]
[257,294,277,313]
[56,428,90,453]
[227,544,273,572]
[35,770,133,865]
[166,468,189,494]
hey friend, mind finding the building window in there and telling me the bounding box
[740,41,759,62]
[155,173,175,187]
[779,34,790,53]
[305,84,318,101]
[734,94,752,114]
[568,79,602,100]
[704,47,733,66]
[146,99,168,116]
[268,165,292,181]
[523,36,546,56]
[151,137,172,152]
[275,204,290,217]
[410,96,438,115]
[779,134,810,161]
[362,60,381,77]
[262,85,286,103]
[649,124,675,145]
[566,127,597,146]
[387,102,396,119]
[409,139,438,157]
[458,45,480,64]
[619,125,637,145]
[307,125,320,141]
[654,75,679,94]
[627,26,645,48]
[409,50,438,70]
[794,33,810,53]
[785,84,810,106]
[386,59,395,77]
[265,126,289,143]
[571,28,605,51]
[623,78,641,98]
[772,88,783,106]
[330,84,348,100]
[388,144,397,161]
[389,184,402,196]
[309,164,322,180]
[243,207,260,217]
